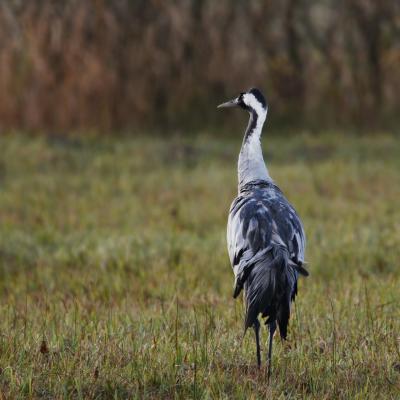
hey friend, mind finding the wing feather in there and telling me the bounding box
[227,184,307,287]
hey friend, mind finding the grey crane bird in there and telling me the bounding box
[218,88,309,379]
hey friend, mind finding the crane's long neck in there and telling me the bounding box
[238,109,271,189]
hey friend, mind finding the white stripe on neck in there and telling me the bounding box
[238,103,271,188]
[243,93,266,118]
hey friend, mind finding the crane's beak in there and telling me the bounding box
[217,97,239,109]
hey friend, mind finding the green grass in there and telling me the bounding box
[0,132,399,399]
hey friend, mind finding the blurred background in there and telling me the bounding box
[0,2,400,398]
[0,0,399,134]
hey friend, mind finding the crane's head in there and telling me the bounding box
[217,88,267,116]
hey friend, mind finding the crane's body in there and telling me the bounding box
[219,88,308,379]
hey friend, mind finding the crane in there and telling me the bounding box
[218,88,309,380]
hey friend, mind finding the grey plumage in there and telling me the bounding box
[219,88,308,379]
[228,180,307,332]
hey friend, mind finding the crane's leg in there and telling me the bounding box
[253,319,261,368]
[267,320,277,382]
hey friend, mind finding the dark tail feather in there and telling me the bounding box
[244,266,275,330]
[233,280,242,299]
[243,246,292,331]
[296,264,309,277]
[288,259,309,277]
[277,298,290,339]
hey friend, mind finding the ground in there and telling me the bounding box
[0,132,399,399]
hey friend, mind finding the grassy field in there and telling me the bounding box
[0,132,399,399]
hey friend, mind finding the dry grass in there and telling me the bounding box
[0,132,399,398]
